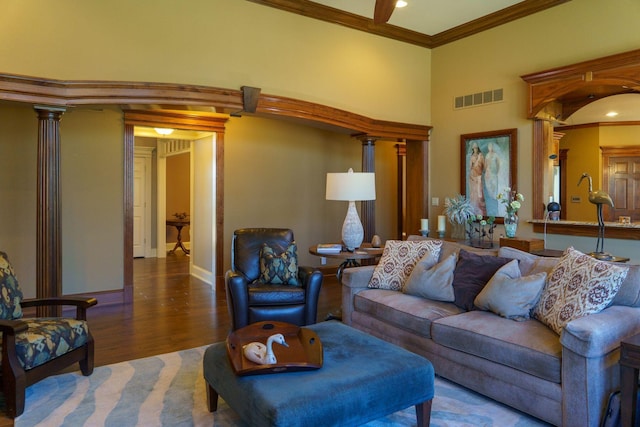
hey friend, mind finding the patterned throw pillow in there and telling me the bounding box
[259,243,299,286]
[0,251,23,320]
[533,247,629,335]
[368,239,443,291]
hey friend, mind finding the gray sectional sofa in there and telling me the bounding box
[340,238,640,427]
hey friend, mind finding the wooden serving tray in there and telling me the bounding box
[226,321,323,376]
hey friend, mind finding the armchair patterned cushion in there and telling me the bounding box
[0,251,96,417]
[225,228,323,331]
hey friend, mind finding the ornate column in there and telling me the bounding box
[359,136,377,243]
[35,106,65,317]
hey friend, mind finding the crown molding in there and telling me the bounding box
[246,0,571,49]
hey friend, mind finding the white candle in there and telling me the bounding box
[438,215,446,232]
[420,218,429,230]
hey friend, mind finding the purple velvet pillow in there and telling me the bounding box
[452,249,512,311]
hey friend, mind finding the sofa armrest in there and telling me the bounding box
[561,305,640,358]
[341,265,375,325]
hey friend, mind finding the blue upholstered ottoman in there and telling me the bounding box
[203,320,434,427]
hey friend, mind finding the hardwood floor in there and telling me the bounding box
[0,252,340,425]
[91,252,340,367]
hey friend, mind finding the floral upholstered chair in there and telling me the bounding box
[0,251,97,417]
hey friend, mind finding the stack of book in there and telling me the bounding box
[316,243,342,254]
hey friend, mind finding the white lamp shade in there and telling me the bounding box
[325,169,376,201]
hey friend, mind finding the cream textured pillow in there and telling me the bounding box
[403,252,457,301]
[368,239,443,291]
[533,247,629,335]
[474,259,547,320]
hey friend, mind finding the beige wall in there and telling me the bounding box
[560,127,602,221]
[166,152,190,243]
[223,116,398,269]
[0,104,37,292]
[431,0,640,261]
[0,105,123,297]
[0,0,431,125]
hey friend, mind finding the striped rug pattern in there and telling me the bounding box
[16,346,550,426]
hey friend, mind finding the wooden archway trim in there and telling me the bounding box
[521,49,640,120]
[0,73,431,140]
[522,49,640,221]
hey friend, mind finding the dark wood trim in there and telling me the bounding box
[532,120,546,220]
[35,106,65,317]
[405,138,429,238]
[245,0,431,48]
[359,136,376,243]
[124,109,228,133]
[123,124,134,304]
[216,132,225,283]
[521,49,640,119]
[430,0,571,48]
[246,0,570,48]
[0,73,430,141]
[259,94,430,140]
[396,143,406,239]
[559,148,568,220]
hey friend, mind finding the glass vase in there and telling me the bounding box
[504,212,518,238]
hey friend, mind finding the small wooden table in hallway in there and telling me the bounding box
[166,219,190,254]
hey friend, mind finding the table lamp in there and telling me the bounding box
[326,168,376,251]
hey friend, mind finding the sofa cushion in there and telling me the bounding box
[403,252,457,302]
[16,318,90,370]
[452,249,512,311]
[353,289,463,339]
[498,246,558,276]
[368,240,442,291]
[474,260,547,320]
[533,247,629,335]
[259,242,299,285]
[613,263,640,307]
[431,311,562,383]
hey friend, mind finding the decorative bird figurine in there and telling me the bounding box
[578,172,614,257]
[242,333,289,365]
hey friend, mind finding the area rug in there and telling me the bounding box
[16,346,550,427]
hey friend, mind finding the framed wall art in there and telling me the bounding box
[460,128,517,221]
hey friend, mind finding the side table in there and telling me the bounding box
[309,244,383,320]
[620,333,640,427]
[309,244,383,282]
[166,219,190,254]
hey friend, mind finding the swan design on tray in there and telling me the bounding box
[243,333,289,365]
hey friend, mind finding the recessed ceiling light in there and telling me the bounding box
[605,111,619,117]
[396,1,408,8]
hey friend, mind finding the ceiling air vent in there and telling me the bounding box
[454,88,503,110]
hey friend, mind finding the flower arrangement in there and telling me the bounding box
[443,194,475,225]
[173,212,189,220]
[497,188,524,215]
